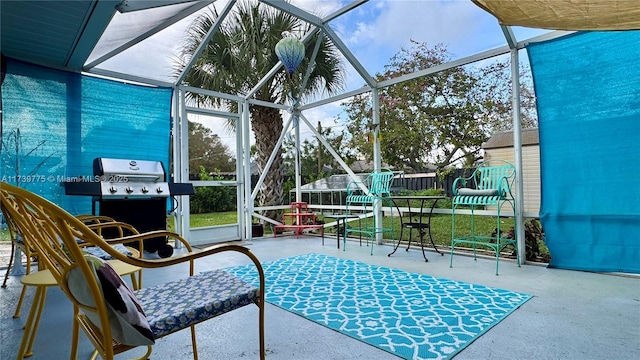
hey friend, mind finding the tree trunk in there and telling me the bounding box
[251,105,284,223]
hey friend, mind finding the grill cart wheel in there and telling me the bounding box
[157,244,174,258]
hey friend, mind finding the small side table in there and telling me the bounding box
[389,196,445,262]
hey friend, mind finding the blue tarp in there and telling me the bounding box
[527,31,640,273]
[1,59,172,215]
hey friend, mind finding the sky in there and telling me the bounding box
[94,0,551,153]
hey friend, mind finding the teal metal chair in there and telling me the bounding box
[450,159,520,274]
[344,169,398,254]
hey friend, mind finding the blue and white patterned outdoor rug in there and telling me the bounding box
[224,253,532,360]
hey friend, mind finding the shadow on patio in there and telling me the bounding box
[2,235,639,360]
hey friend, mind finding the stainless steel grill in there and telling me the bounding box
[64,157,194,258]
[93,158,170,198]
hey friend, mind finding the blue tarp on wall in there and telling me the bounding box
[1,59,172,215]
[527,31,640,273]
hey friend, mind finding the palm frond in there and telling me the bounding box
[175,0,344,107]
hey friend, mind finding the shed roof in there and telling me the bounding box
[482,128,539,149]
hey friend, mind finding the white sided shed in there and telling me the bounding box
[482,128,540,216]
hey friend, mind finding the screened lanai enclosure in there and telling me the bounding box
[1,0,639,273]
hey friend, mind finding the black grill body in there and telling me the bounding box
[98,198,171,256]
[63,157,194,258]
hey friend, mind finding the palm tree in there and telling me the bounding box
[176,0,344,222]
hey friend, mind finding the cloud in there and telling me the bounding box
[371,1,485,49]
[329,0,507,76]
[290,0,343,18]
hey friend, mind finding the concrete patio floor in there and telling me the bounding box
[1,235,639,360]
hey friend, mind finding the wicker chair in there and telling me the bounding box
[2,215,124,292]
[2,214,142,318]
[0,182,265,360]
[5,215,143,359]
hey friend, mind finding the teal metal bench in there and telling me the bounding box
[450,160,520,274]
[344,169,398,254]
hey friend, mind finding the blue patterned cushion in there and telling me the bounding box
[67,255,155,346]
[83,244,132,259]
[134,269,259,338]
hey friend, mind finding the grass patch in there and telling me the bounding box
[186,212,238,228]
[1,211,548,261]
[0,212,239,242]
[0,228,10,242]
[320,213,550,260]
[320,213,513,247]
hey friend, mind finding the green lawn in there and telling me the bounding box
[319,213,515,248]
[0,229,10,242]
[167,211,238,230]
[0,212,239,241]
[319,213,549,260]
[0,212,506,246]
[1,211,549,260]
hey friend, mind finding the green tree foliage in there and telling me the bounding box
[188,122,236,214]
[188,121,235,177]
[283,121,357,182]
[190,166,236,214]
[343,41,537,173]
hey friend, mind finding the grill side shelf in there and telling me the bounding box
[63,181,101,196]
[169,183,195,196]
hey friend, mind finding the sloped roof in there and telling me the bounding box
[1,0,119,70]
[3,0,638,85]
[0,0,210,76]
[482,128,539,149]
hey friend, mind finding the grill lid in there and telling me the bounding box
[63,158,194,198]
[93,158,169,198]
[94,158,166,180]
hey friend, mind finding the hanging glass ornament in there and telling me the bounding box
[275,36,305,74]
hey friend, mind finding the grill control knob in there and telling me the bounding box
[125,186,134,194]
[141,186,149,194]
[156,187,164,194]
[109,186,118,194]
